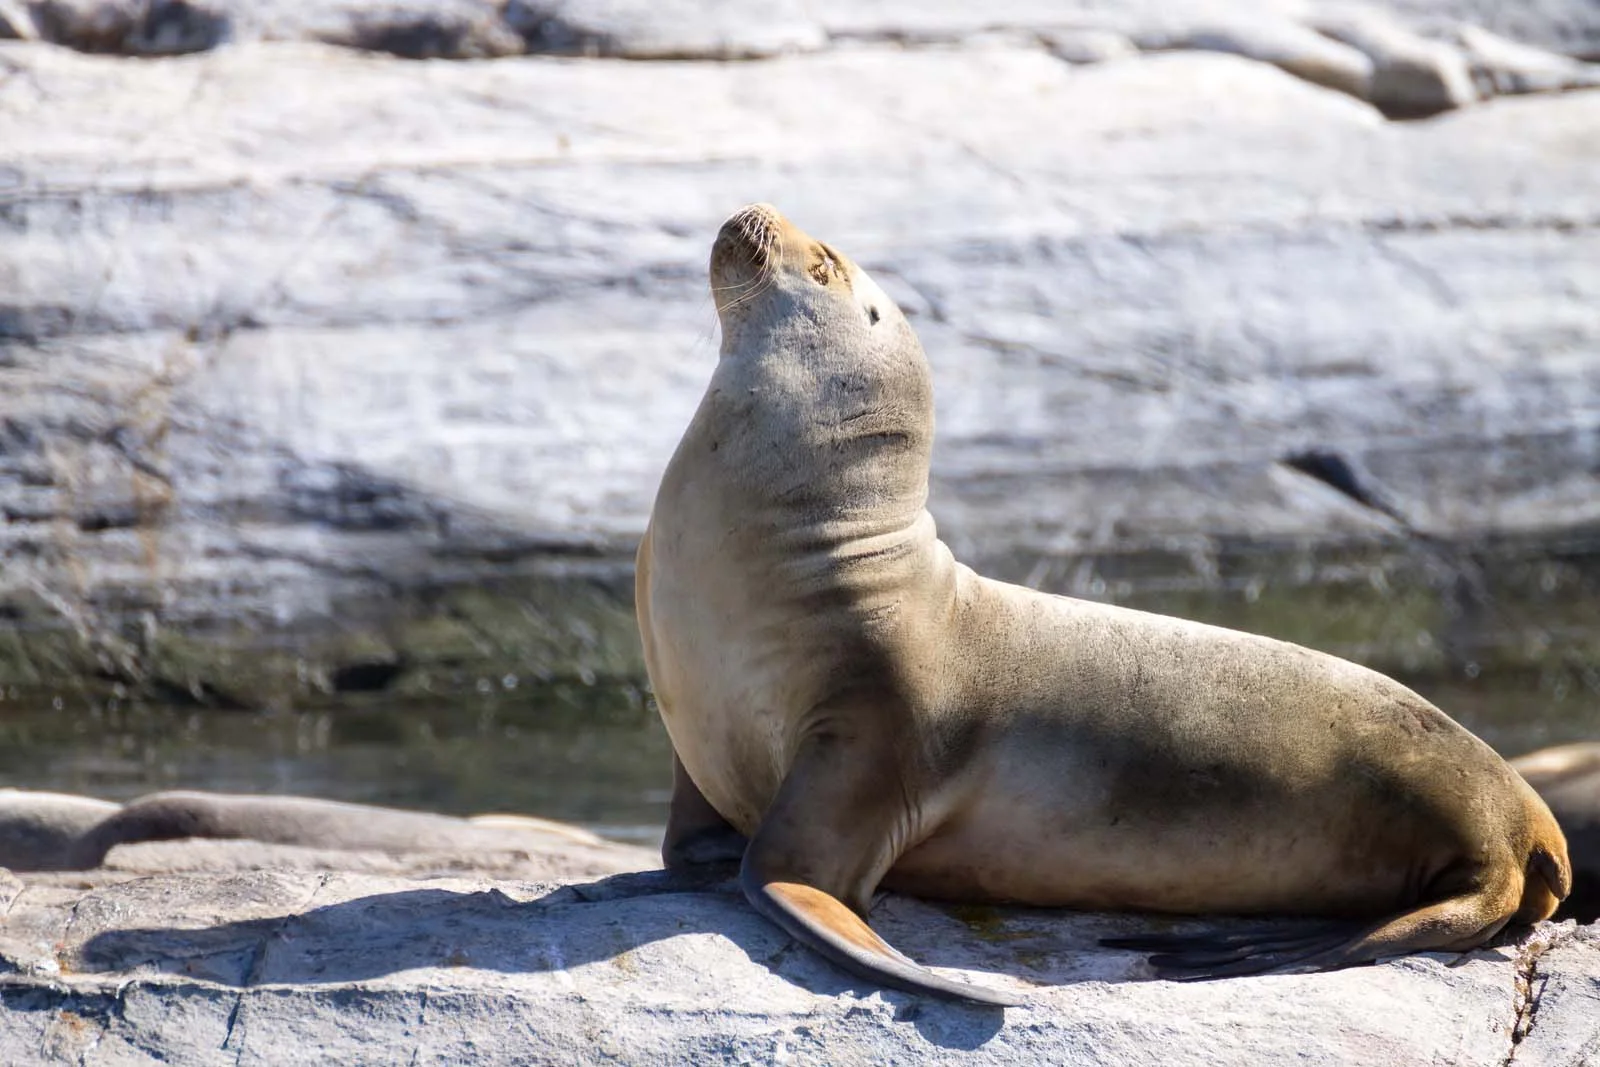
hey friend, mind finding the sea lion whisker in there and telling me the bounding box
[720,263,779,312]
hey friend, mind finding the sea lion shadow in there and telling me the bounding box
[72,869,1128,1041]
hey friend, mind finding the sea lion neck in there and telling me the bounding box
[703,320,935,534]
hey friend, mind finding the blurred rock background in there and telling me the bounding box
[1,0,1598,826]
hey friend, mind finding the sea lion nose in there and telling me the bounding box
[722,202,782,239]
[710,203,783,293]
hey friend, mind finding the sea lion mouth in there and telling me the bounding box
[711,203,782,309]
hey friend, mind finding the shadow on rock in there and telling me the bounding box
[74,869,1106,1039]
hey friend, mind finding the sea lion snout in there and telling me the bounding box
[710,203,783,301]
[718,202,782,246]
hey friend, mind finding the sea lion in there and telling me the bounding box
[61,791,617,870]
[1511,743,1600,923]
[635,203,1571,1005]
[0,789,121,871]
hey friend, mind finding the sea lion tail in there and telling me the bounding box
[1513,823,1571,924]
[738,858,1022,1006]
[1527,844,1571,907]
[1511,777,1571,923]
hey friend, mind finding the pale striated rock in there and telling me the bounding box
[1379,0,1600,60]
[25,0,227,53]
[1,40,1597,700]
[0,862,1595,1065]
[23,0,527,57]
[1452,22,1600,96]
[0,0,37,39]
[4,0,1597,110]
[1038,27,1140,64]
[505,0,825,58]
[245,0,527,58]
[1128,18,1376,99]
[1312,7,1481,115]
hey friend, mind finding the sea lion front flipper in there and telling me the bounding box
[662,753,747,869]
[739,736,1022,1007]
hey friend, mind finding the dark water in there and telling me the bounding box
[0,681,675,846]
[3,577,1599,848]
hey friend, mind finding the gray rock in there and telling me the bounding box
[25,0,228,54]
[242,0,526,58]
[812,0,1600,67]
[0,862,1594,1065]
[0,0,38,39]
[1519,925,1600,1065]
[5,0,1597,102]
[23,0,527,57]
[1,42,1597,701]
[1311,7,1481,115]
[19,0,828,59]
[505,0,825,58]
[1129,18,1375,99]
[1452,23,1600,96]
[1038,27,1140,64]
[1378,0,1600,60]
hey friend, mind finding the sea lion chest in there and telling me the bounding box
[641,359,934,832]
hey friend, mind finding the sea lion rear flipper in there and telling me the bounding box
[1102,919,1364,980]
[1105,882,1523,980]
[663,753,747,869]
[739,735,1022,1007]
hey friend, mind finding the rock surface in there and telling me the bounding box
[1,11,1598,702]
[10,1,1600,63]
[0,859,1595,1065]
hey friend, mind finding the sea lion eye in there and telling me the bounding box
[810,256,833,286]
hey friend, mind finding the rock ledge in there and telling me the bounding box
[1,859,1597,1065]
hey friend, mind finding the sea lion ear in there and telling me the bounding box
[847,266,896,331]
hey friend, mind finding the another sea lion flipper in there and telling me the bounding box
[738,737,1022,1007]
[662,753,747,869]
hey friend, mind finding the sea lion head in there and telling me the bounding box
[709,203,910,360]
